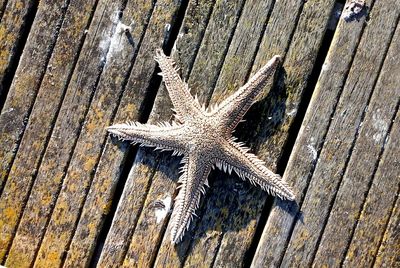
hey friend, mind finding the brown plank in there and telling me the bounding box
[373,188,400,268]
[0,0,37,96]
[0,0,74,261]
[279,0,400,266]
[0,0,67,194]
[3,0,149,267]
[251,0,374,266]
[25,1,159,267]
[59,0,186,266]
[342,107,399,267]
[312,20,400,266]
[65,1,173,267]
[185,0,336,266]
[99,0,245,266]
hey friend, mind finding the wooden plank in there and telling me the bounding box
[312,19,400,267]
[4,1,147,267]
[343,108,399,267]
[251,0,374,266]
[98,0,244,266]
[0,0,67,194]
[25,1,159,267]
[58,0,187,267]
[0,0,37,96]
[373,188,400,268]
[185,0,336,266]
[0,0,72,261]
[279,0,400,266]
[61,1,160,266]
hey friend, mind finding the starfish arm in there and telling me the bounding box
[212,55,281,135]
[107,122,187,155]
[155,49,202,120]
[216,139,295,200]
[170,153,211,244]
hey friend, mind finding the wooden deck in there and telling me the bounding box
[0,0,398,267]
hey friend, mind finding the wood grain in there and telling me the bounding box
[0,0,67,194]
[3,0,98,266]
[0,0,37,96]
[0,0,73,262]
[77,0,186,266]
[373,180,400,268]
[251,0,375,265]
[343,107,399,267]
[312,19,400,266]
[280,0,399,266]
[23,0,134,266]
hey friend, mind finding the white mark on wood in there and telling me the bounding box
[372,112,387,143]
[307,144,318,161]
[154,196,172,224]
[287,109,297,117]
[343,0,365,22]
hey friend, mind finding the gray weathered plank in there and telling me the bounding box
[66,0,186,266]
[343,107,399,267]
[3,0,98,266]
[251,0,374,266]
[373,184,400,268]
[312,19,400,266]
[0,0,37,96]
[186,0,336,266]
[279,0,399,266]
[0,0,74,262]
[62,0,156,266]
[3,0,153,267]
[0,0,67,194]
[29,0,168,266]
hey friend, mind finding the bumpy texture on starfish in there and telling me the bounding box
[108,49,295,244]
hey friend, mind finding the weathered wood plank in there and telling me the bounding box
[3,0,149,267]
[99,0,245,266]
[373,186,400,268]
[279,0,399,266]
[62,1,156,266]
[61,0,186,266]
[25,1,157,267]
[0,0,37,96]
[0,0,73,261]
[185,0,336,266]
[312,20,400,266]
[251,0,374,266]
[314,19,400,267]
[0,0,67,194]
[343,107,399,267]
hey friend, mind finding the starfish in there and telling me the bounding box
[108,49,295,244]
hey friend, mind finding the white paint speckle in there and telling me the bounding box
[154,196,172,224]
